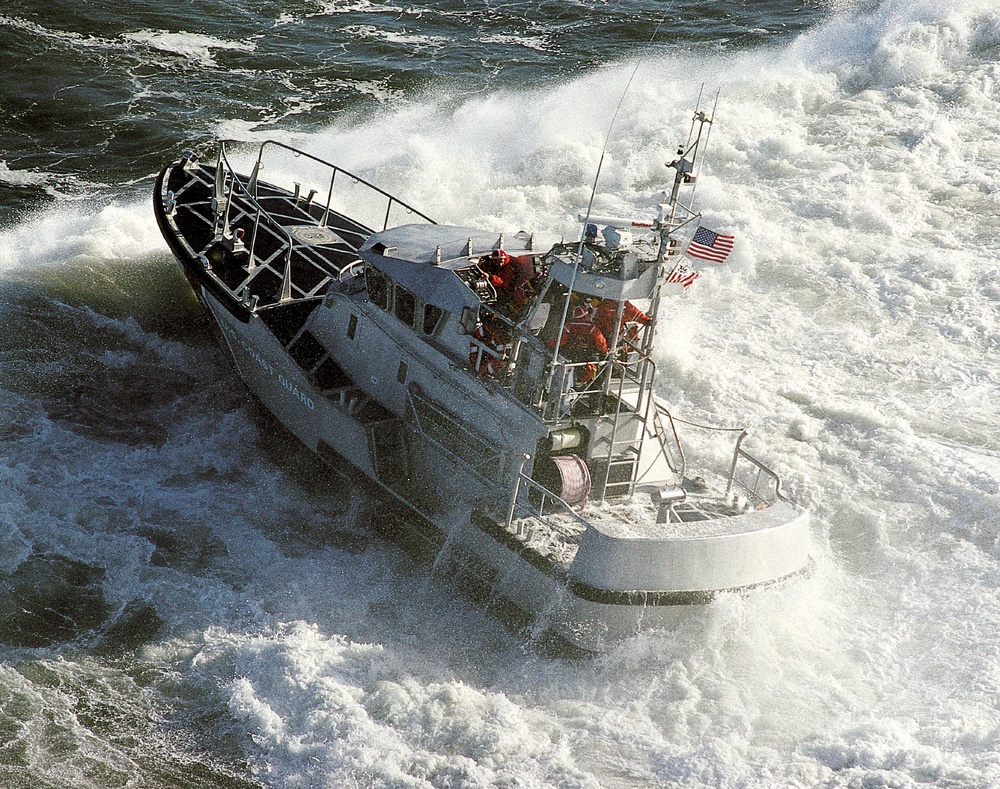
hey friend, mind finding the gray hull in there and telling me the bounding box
[154,138,811,653]
[201,285,809,653]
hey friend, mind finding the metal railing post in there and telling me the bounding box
[506,454,531,530]
[247,205,261,271]
[280,242,294,302]
[725,430,749,498]
[321,168,336,227]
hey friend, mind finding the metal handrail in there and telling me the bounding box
[540,343,653,423]
[726,433,788,505]
[216,143,309,301]
[250,140,436,229]
[654,404,788,507]
[652,405,685,477]
[505,455,593,538]
[207,139,435,307]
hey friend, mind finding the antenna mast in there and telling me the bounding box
[547,15,670,386]
[665,88,719,227]
[577,14,670,254]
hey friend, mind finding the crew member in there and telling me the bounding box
[470,314,510,377]
[480,249,537,316]
[595,299,650,357]
[547,294,609,384]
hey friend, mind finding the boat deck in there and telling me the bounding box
[506,484,750,568]
[162,160,370,310]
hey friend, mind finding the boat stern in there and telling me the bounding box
[568,500,810,599]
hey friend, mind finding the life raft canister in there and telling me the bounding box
[533,453,592,509]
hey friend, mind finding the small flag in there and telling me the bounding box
[665,263,700,290]
[686,225,735,264]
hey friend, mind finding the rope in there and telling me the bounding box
[655,402,747,434]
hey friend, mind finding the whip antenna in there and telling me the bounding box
[548,14,671,396]
[578,15,670,243]
[685,88,720,212]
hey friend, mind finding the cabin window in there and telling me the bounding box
[395,286,416,326]
[365,268,390,310]
[347,314,358,340]
[422,304,444,336]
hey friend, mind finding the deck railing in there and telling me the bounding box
[200,140,435,307]
[225,139,435,233]
[505,455,593,541]
[654,405,788,508]
[726,431,788,507]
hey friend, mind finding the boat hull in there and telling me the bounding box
[153,151,811,653]
[198,283,806,652]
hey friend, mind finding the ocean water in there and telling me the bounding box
[1,0,999,786]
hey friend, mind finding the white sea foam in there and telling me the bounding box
[0,161,51,188]
[0,13,111,49]
[0,15,252,70]
[341,25,449,50]
[123,30,255,68]
[273,0,410,28]
[0,199,166,274]
[201,622,589,788]
[478,32,555,53]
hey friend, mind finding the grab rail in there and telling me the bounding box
[505,455,592,539]
[205,139,435,308]
[726,431,788,506]
[248,140,436,230]
[654,404,789,508]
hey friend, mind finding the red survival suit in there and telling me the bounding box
[481,250,537,316]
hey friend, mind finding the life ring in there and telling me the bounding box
[469,322,508,377]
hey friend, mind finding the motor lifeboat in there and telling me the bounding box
[153,112,810,652]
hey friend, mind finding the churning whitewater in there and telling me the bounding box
[0,0,999,786]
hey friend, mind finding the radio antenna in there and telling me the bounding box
[549,14,671,392]
[578,15,670,242]
[686,88,720,211]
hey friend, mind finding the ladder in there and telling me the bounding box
[595,356,654,501]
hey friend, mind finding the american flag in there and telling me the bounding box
[686,225,735,264]
[665,263,700,289]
